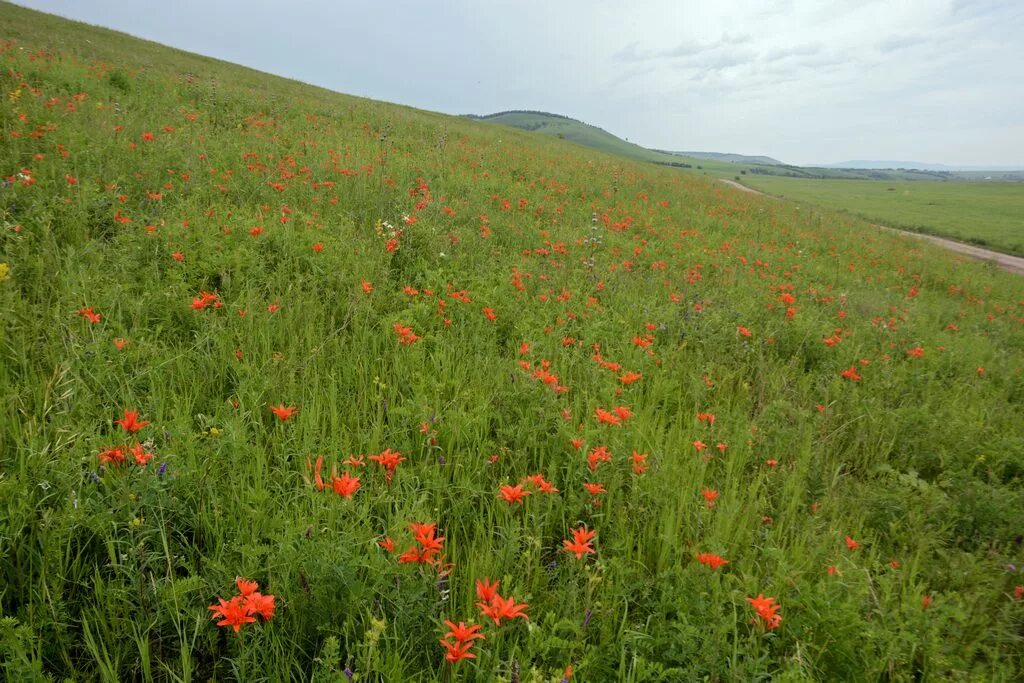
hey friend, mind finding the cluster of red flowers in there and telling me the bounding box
[437,578,533,664]
[563,526,596,559]
[517,357,569,393]
[190,290,222,310]
[438,620,484,663]
[397,522,445,565]
[75,306,101,324]
[393,323,420,345]
[208,578,275,632]
[475,577,528,626]
[369,448,405,484]
[306,455,362,498]
[97,409,155,468]
[630,450,648,474]
[696,552,729,569]
[587,445,612,471]
[582,481,606,506]
[520,472,559,494]
[746,594,782,630]
[594,405,632,426]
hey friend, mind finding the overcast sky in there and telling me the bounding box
[12,0,1024,166]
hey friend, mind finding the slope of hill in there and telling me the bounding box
[664,151,784,165]
[2,3,1024,681]
[471,110,706,167]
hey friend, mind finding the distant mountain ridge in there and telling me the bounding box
[469,111,1023,179]
[465,110,583,124]
[820,160,1024,172]
[468,111,789,173]
[656,151,784,166]
[466,110,702,167]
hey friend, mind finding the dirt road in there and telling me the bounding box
[717,179,1024,275]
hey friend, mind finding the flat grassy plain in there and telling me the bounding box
[2,3,1024,681]
[741,176,1024,256]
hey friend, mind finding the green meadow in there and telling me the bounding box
[1,2,1024,681]
[741,176,1024,257]
[477,112,1024,258]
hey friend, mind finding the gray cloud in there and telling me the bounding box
[763,43,824,62]
[877,33,931,53]
[616,32,753,62]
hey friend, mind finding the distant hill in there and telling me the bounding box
[657,151,784,166]
[822,160,1024,172]
[467,111,705,168]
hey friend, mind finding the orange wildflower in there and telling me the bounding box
[696,553,729,569]
[270,404,297,420]
[439,638,477,663]
[441,620,485,645]
[208,596,256,632]
[97,446,125,466]
[631,450,648,474]
[129,441,154,466]
[236,578,259,596]
[74,307,101,323]
[746,594,782,630]
[115,409,150,434]
[311,455,325,490]
[477,594,529,626]
[475,577,500,604]
[613,405,633,421]
[331,472,361,498]
[521,473,558,493]
[498,483,531,505]
[562,526,596,559]
[586,445,612,472]
[369,448,405,483]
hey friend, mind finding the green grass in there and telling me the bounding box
[2,2,1024,681]
[741,176,1024,256]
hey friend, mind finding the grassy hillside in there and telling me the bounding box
[2,2,1024,681]
[666,151,784,165]
[743,176,1024,256]
[472,111,711,168]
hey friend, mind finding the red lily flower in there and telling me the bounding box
[563,526,596,559]
[115,409,150,434]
